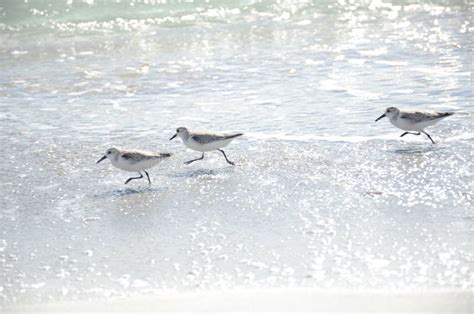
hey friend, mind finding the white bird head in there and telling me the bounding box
[97,147,120,163]
[169,127,189,141]
[376,106,399,121]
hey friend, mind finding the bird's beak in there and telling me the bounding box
[375,113,386,122]
[96,155,107,164]
[169,133,177,141]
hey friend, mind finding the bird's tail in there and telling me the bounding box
[160,153,172,158]
[225,133,244,140]
[435,112,455,120]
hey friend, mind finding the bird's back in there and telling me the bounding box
[114,150,171,171]
[183,132,242,151]
[399,110,454,123]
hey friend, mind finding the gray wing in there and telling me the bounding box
[191,134,227,144]
[191,133,242,144]
[400,111,453,123]
[121,151,171,163]
[121,152,153,164]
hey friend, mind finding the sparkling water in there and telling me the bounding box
[0,0,473,306]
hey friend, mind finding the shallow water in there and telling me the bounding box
[0,0,473,306]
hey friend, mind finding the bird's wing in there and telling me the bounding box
[121,150,170,163]
[191,133,227,144]
[400,111,452,123]
[121,151,153,163]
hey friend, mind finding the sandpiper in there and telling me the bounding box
[375,107,454,144]
[169,127,243,165]
[96,147,171,184]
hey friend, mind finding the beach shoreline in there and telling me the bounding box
[4,288,472,312]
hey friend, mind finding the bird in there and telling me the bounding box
[375,107,454,144]
[169,127,243,165]
[96,147,171,184]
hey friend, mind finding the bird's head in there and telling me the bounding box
[169,127,189,140]
[97,147,119,163]
[376,106,399,121]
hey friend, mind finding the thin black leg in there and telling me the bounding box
[400,132,421,137]
[125,172,143,185]
[218,149,235,165]
[185,153,205,165]
[144,170,151,184]
[421,130,435,144]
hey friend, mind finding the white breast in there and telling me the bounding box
[112,157,161,172]
[184,138,233,152]
[391,116,440,131]
[390,117,417,131]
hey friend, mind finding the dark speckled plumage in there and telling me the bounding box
[121,151,171,164]
[191,133,243,144]
[399,111,454,123]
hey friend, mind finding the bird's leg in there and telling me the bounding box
[218,149,235,165]
[184,153,204,165]
[125,172,144,184]
[144,170,151,184]
[400,132,421,137]
[421,130,436,144]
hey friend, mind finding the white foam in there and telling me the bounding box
[245,132,399,143]
[245,131,474,144]
[8,289,472,312]
[444,133,474,142]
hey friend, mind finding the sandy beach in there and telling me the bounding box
[5,288,472,312]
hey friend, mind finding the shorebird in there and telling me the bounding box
[169,127,243,165]
[375,107,454,144]
[96,147,171,184]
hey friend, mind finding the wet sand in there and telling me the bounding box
[5,288,472,312]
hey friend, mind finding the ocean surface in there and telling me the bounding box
[0,0,473,307]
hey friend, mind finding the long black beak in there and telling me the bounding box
[169,133,177,141]
[96,155,107,164]
[375,113,386,122]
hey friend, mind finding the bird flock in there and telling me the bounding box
[97,107,454,185]
[97,126,243,184]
